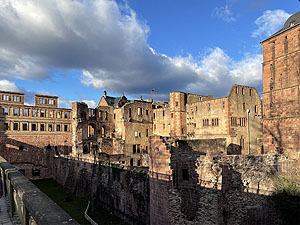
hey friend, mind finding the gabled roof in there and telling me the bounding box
[261,11,300,43]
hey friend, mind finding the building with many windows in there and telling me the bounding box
[0,91,72,170]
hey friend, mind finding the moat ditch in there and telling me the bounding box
[32,178,129,225]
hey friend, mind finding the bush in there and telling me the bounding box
[271,176,300,225]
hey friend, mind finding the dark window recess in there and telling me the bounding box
[129,108,132,118]
[32,124,37,131]
[182,169,189,181]
[130,158,134,166]
[23,123,28,131]
[13,123,18,131]
[19,146,24,151]
[40,110,45,117]
[4,123,8,131]
[137,160,141,166]
[64,125,68,132]
[137,144,140,153]
[40,124,45,131]
[133,145,136,153]
[57,125,61,131]
[32,169,40,176]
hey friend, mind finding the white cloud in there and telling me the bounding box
[212,5,236,23]
[58,98,97,109]
[252,9,291,38]
[0,80,20,92]
[0,0,263,101]
[82,100,97,108]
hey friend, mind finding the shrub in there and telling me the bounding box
[271,176,300,225]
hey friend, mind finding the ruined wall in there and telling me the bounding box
[153,106,170,137]
[149,137,298,225]
[228,85,263,155]
[187,97,229,140]
[262,19,300,157]
[52,156,150,225]
[123,101,153,166]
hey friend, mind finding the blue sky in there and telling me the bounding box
[0,0,299,108]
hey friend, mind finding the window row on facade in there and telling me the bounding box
[202,118,220,127]
[230,117,246,127]
[134,129,149,138]
[1,94,23,102]
[4,121,70,132]
[3,107,70,119]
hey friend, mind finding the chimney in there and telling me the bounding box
[104,91,107,98]
[140,96,143,101]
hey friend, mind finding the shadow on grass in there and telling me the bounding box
[32,179,128,225]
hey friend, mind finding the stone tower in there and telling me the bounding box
[261,11,300,158]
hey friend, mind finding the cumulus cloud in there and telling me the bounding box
[0,0,263,101]
[58,98,97,109]
[0,80,20,92]
[212,5,236,23]
[252,9,291,38]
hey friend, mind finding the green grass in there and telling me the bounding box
[32,179,90,225]
[32,179,128,225]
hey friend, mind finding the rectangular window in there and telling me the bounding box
[13,108,18,116]
[40,124,45,131]
[146,129,149,137]
[64,124,68,132]
[64,112,68,119]
[129,108,132,118]
[138,107,142,115]
[146,110,149,115]
[56,124,61,131]
[137,144,140,153]
[231,117,237,126]
[153,113,155,119]
[49,124,53,131]
[163,110,165,117]
[32,124,37,131]
[19,146,24,151]
[171,113,173,118]
[114,113,116,119]
[40,110,45,117]
[208,103,210,112]
[13,123,18,131]
[13,96,20,102]
[163,124,165,129]
[4,108,8,115]
[203,119,209,126]
[105,111,108,120]
[175,101,178,107]
[133,145,136,153]
[243,103,246,111]
[3,95,9,101]
[32,109,36,117]
[23,123,28,131]
[39,98,45,104]
[250,89,252,96]
[135,131,139,137]
[48,99,54,104]
[23,109,28,116]
[182,169,189,181]
[255,105,258,113]
[4,123,8,130]
[223,102,225,109]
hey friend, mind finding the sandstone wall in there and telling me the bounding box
[52,157,150,225]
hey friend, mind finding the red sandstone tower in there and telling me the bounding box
[261,11,300,158]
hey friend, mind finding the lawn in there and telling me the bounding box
[32,179,128,225]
